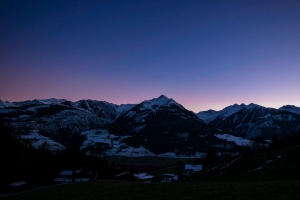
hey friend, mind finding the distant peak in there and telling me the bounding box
[149,95,171,103]
[139,95,184,111]
[248,103,258,107]
[280,105,296,108]
[158,95,169,100]
[245,103,264,109]
[207,109,216,112]
[230,103,246,107]
[279,105,300,114]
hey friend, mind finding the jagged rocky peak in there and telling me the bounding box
[153,94,179,105]
[12,99,45,107]
[140,95,184,110]
[38,98,67,104]
[204,109,217,113]
[245,103,260,109]
[227,103,246,109]
[158,94,169,99]
[0,100,16,108]
[222,102,265,113]
[279,105,300,115]
[151,94,171,102]
[197,103,263,123]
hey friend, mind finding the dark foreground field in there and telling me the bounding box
[2,180,300,200]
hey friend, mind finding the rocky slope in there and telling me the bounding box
[198,104,300,140]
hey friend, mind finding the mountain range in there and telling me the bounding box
[197,103,300,140]
[1,95,299,157]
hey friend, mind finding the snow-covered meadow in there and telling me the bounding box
[20,130,65,151]
[214,134,254,146]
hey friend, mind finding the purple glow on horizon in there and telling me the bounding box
[1,0,300,112]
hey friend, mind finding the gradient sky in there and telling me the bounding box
[1,0,300,112]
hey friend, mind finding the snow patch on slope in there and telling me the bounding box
[116,104,136,116]
[38,98,67,104]
[198,104,247,122]
[105,145,156,157]
[272,114,296,121]
[214,134,254,146]
[279,105,300,115]
[197,110,218,123]
[0,100,17,108]
[20,130,65,151]
[197,103,267,122]
[80,129,155,157]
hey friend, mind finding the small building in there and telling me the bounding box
[9,181,26,187]
[8,181,27,193]
[183,164,202,176]
[134,173,154,183]
[56,170,90,183]
[161,174,179,182]
[114,172,153,182]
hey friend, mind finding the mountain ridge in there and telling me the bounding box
[1,95,299,156]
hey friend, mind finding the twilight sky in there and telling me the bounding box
[1,0,300,112]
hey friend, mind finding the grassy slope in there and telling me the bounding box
[198,145,300,181]
[4,146,300,200]
[3,181,300,200]
[105,156,197,167]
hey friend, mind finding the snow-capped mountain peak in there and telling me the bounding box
[245,103,261,110]
[158,94,169,100]
[12,99,45,107]
[197,103,247,123]
[150,95,172,105]
[221,103,247,117]
[37,98,67,104]
[197,103,270,123]
[0,100,16,108]
[279,105,300,115]
[0,98,69,108]
[116,104,137,116]
[138,95,184,111]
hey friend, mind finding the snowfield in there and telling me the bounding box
[80,129,207,158]
[80,129,155,157]
[214,134,254,146]
[20,130,65,151]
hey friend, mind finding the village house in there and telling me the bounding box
[182,164,202,176]
[6,181,27,193]
[161,173,179,182]
[134,173,153,183]
[114,172,153,183]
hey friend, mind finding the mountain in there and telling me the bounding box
[2,96,299,156]
[0,100,17,108]
[2,96,240,156]
[108,95,237,155]
[199,104,300,140]
[197,104,247,123]
[0,98,135,149]
[279,105,300,115]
